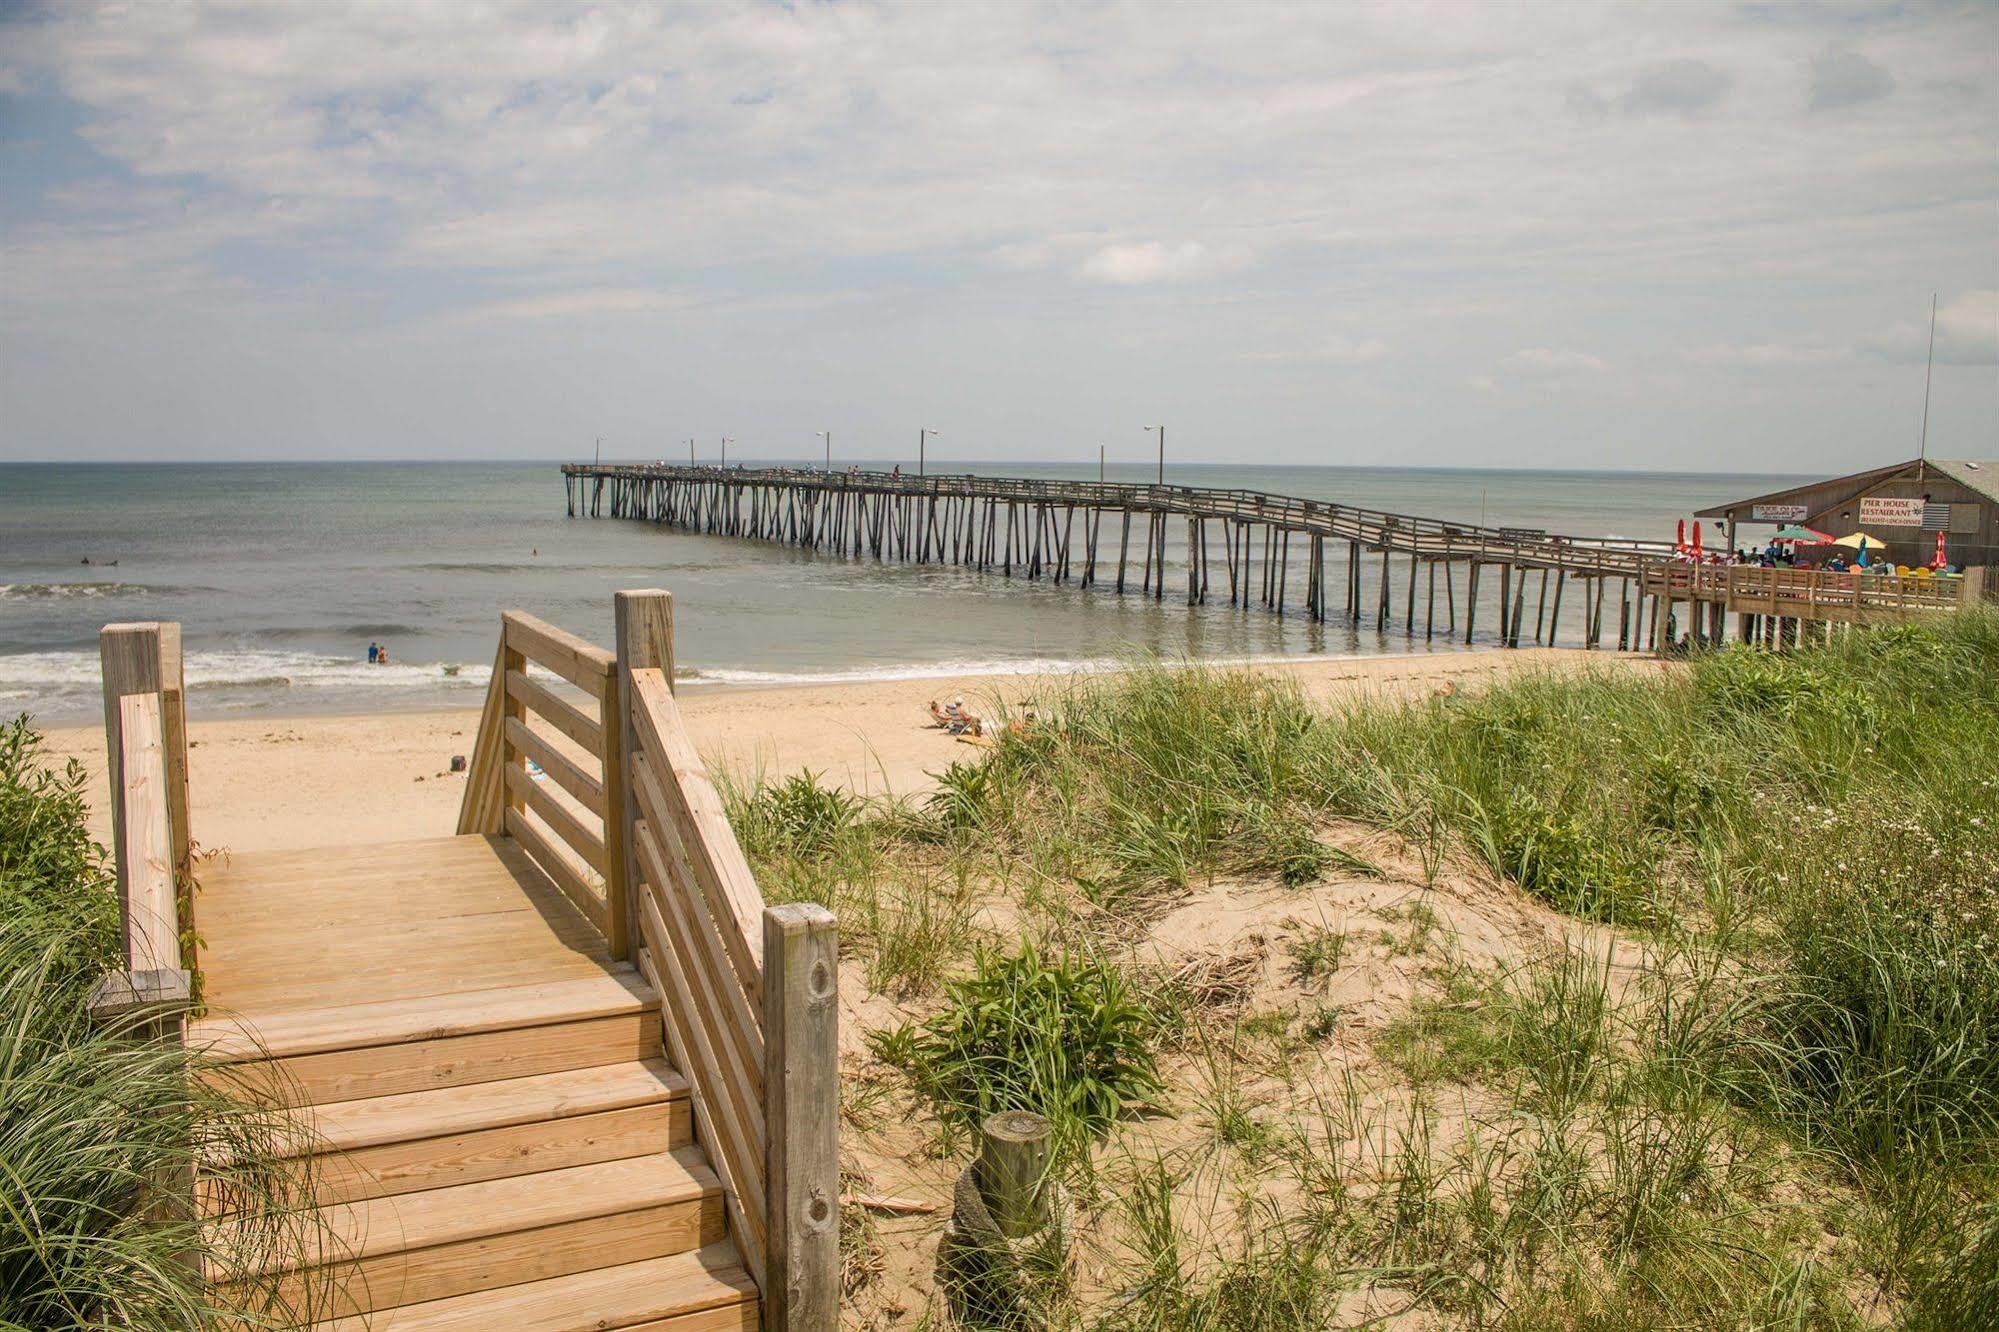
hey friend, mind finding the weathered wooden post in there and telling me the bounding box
[764,903,839,1331]
[976,1111,1054,1239]
[614,590,674,963]
[89,660,192,1036]
[942,1110,1062,1327]
[99,623,192,971]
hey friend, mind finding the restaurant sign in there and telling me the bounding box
[1751,503,1809,522]
[1858,496,1927,528]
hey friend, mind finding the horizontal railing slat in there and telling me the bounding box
[505,669,604,758]
[627,669,765,984]
[504,763,608,874]
[502,610,615,689]
[636,873,769,1258]
[503,805,608,934]
[502,716,607,818]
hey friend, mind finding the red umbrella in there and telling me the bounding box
[1692,521,1703,561]
[1675,519,1687,557]
[1934,532,1949,569]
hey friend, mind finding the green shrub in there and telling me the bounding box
[0,716,330,1328]
[0,715,117,958]
[873,943,1163,1156]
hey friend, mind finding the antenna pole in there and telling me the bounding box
[1917,292,1937,481]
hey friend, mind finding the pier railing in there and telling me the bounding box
[1644,563,1971,613]
[458,595,839,1330]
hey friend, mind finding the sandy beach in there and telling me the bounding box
[39,647,1643,855]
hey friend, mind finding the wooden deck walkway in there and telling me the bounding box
[91,606,839,1331]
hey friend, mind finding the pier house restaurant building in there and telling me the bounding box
[1697,458,1997,574]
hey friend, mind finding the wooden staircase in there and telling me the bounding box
[195,967,759,1329]
[94,604,837,1331]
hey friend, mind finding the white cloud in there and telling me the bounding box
[1076,241,1246,285]
[462,286,697,321]
[1503,348,1608,375]
[1682,341,1842,367]
[1868,290,1999,367]
[1241,336,1386,365]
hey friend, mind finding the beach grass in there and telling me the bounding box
[0,717,333,1330]
[727,608,1999,1328]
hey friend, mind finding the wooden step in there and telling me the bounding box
[223,1151,724,1318]
[277,1060,692,1204]
[192,969,654,1064]
[311,1242,758,1331]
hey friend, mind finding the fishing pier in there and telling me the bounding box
[564,463,1689,650]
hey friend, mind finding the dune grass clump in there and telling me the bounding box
[873,943,1163,1159]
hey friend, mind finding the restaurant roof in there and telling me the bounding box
[1695,458,1999,519]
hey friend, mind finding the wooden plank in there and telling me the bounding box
[306,1058,686,1153]
[632,753,763,1019]
[192,969,651,1062]
[502,609,616,689]
[313,1101,690,1205]
[457,637,513,835]
[314,1243,756,1332]
[251,1011,659,1105]
[505,762,608,874]
[266,1191,722,1317]
[636,837,766,1126]
[117,693,180,976]
[504,716,606,818]
[155,621,191,951]
[762,903,839,1332]
[98,622,163,953]
[633,817,764,1072]
[505,806,609,935]
[628,669,764,974]
[640,887,769,1265]
[507,669,605,758]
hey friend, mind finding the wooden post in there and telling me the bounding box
[976,1111,1054,1240]
[612,590,674,963]
[763,903,839,1332]
[100,624,182,927]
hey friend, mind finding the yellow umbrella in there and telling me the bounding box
[1830,531,1887,549]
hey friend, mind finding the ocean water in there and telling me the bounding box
[0,460,1796,723]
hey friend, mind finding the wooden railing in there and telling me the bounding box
[459,595,839,1330]
[1644,563,1973,612]
[91,622,194,1023]
[458,609,630,958]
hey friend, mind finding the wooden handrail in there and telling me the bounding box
[455,593,839,1324]
[613,592,838,1328]
[458,610,628,958]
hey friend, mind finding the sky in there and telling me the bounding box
[1,1,1994,472]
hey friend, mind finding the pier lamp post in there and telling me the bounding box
[919,428,938,477]
[722,436,733,468]
[1144,425,1164,485]
[688,438,695,466]
[817,430,831,471]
